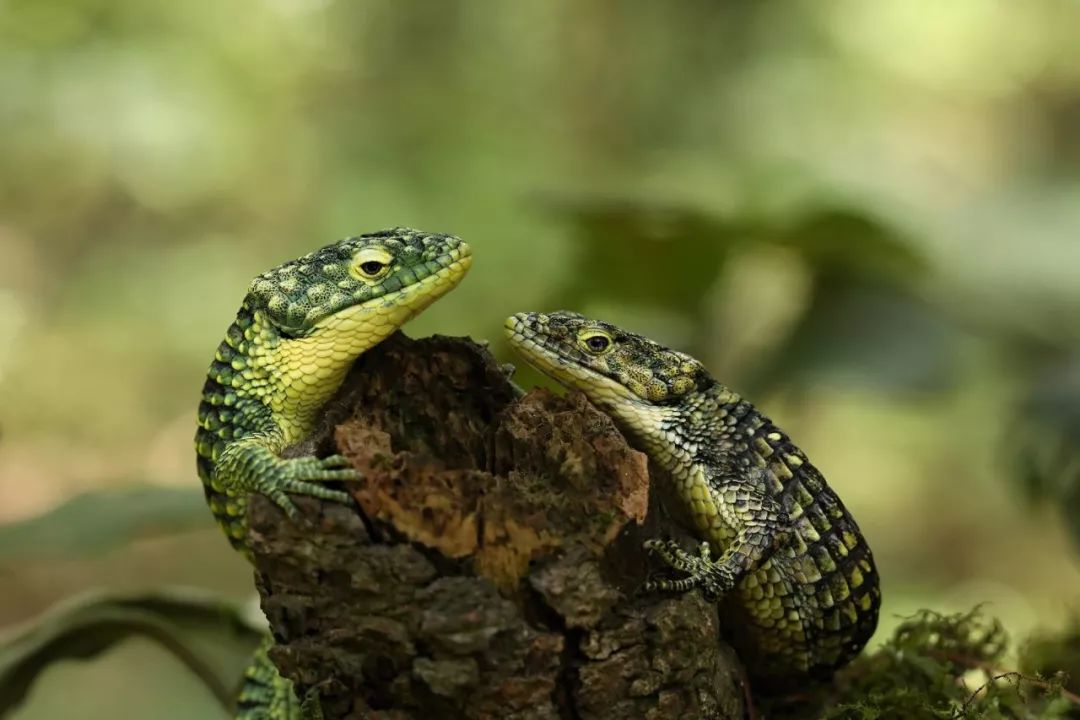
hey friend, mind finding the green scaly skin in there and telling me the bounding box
[195,228,472,719]
[233,637,320,720]
[505,311,880,690]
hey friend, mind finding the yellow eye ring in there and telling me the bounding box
[579,331,612,354]
[351,247,393,281]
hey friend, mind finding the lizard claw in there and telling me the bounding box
[643,538,728,598]
[644,538,711,570]
[319,454,354,469]
[255,454,358,519]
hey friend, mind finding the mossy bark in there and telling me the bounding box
[247,333,746,720]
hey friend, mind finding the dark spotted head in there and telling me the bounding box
[247,228,471,337]
[505,311,712,407]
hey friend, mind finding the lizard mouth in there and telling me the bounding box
[505,312,638,405]
[504,312,557,369]
[309,250,473,339]
[299,245,472,338]
[506,312,562,371]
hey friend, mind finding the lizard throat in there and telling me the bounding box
[504,324,694,469]
[265,256,472,442]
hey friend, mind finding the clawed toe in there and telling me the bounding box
[267,482,353,519]
[642,538,726,597]
[319,454,353,469]
[258,454,358,520]
[644,538,711,571]
[268,489,301,521]
[311,468,359,482]
[280,477,353,503]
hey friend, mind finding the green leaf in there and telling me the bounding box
[740,206,954,395]
[0,486,211,563]
[0,587,264,716]
[1010,358,1080,551]
[748,281,958,396]
[776,207,926,284]
[540,195,755,322]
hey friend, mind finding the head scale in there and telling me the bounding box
[505,311,712,405]
[248,227,471,336]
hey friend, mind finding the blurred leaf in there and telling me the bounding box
[743,205,953,395]
[540,195,756,322]
[1022,617,1080,698]
[733,205,955,396]
[1010,357,1080,551]
[775,207,927,284]
[703,244,814,384]
[748,281,958,396]
[0,486,211,563]
[0,587,263,715]
[541,195,951,395]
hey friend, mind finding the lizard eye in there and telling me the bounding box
[351,247,393,281]
[580,332,612,354]
[358,260,385,277]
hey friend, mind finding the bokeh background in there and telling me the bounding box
[3,1,1080,717]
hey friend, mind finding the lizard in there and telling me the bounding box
[195,227,472,718]
[504,310,880,689]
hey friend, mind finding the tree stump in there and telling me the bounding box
[248,333,746,720]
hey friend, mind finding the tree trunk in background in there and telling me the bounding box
[247,333,746,720]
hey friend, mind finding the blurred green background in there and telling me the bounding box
[3,1,1080,717]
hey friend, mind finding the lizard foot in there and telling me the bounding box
[253,454,357,521]
[643,538,731,599]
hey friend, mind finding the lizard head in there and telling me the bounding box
[505,311,712,409]
[247,227,472,338]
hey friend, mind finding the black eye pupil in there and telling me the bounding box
[587,336,609,351]
[360,261,384,275]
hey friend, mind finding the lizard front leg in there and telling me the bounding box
[214,434,355,518]
[207,428,355,550]
[645,467,788,599]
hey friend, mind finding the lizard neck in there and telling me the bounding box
[246,302,402,444]
[195,301,376,479]
[196,304,281,480]
[599,384,744,473]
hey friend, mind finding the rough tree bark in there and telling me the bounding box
[247,333,746,720]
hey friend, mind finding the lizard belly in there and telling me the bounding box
[733,558,811,675]
[633,422,739,549]
[733,491,880,682]
[668,462,819,675]
[668,457,878,680]
[674,463,739,548]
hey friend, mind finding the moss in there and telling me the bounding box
[1022,618,1080,702]
[765,608,1078,719]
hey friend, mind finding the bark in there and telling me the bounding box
[248,333,746,720]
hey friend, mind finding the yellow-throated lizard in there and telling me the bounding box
[196,228,472,718]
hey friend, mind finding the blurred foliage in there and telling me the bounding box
[1023,618,1080,701]
[0,588,262,716]
[1,0,1080,717]
[1012,358,1080,552]
[538,198,946,395]
[0,487,208,562]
